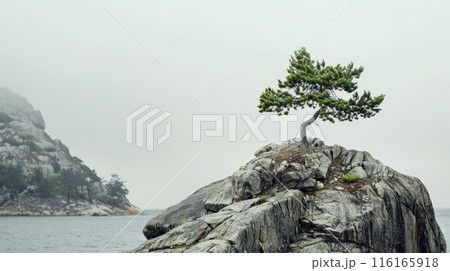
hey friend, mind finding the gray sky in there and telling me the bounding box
[1,0,449,209]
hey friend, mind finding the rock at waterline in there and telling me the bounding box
[135,140,446,253]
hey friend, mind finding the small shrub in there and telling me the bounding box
[343,174,360,182]
[126,208,140,215]
[258,197,268,204]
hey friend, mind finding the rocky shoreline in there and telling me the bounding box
[0,186,139,216]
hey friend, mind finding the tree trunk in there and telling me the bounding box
[87,184,92,204]
[300,109,321,144]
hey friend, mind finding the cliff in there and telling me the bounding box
[0,87,137,216]
[133,139,446,253]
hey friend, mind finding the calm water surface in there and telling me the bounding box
[1,209,449,253]
[0,210,160,253]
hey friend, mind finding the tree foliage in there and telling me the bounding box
[105,174,129,208]
[0,164,27,198]
[80,165,102,204]
[31,168,55,198]
[258,48,385,124]
[0,156,130,207]
[59,169,84,203]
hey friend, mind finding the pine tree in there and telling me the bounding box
[83,167,102,204]
[59,169,83,204]
[258,47,385,144]
[105,174,128,209]
[0,164,27,199]
[31,168,53,198]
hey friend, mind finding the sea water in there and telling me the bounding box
[0,210,160,253]
[0,209,449,253]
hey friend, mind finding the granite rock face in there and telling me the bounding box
[143,179,228,239]
[135,140,446,253]
[0,87,45,130]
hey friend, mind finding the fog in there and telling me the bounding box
[1,0,449,209]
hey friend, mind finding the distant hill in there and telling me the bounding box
[0,87,138,216]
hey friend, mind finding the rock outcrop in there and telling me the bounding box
[134,139,446,253]
[0,87,137,216]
